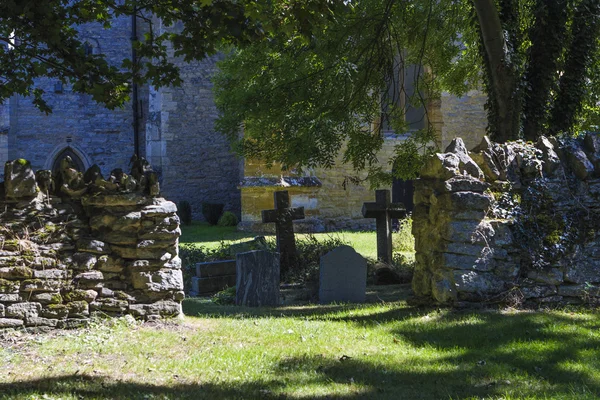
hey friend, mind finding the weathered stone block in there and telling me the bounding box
[452,270,504,294]
[442,220,494,243]
[527,269,563,286]
[33,269,67,279]
[81,193,151,207]
[31,292,63,305]
[442,176,489,193]
[521,285,558,299]
[445,138,485,180]
[63,289,98,303]
[141,200,178,217]
[563,261,600,284]
[566,144,594,180]
[112,245,177,260]
[96,255,125,273]
[131,269,183,292]
[0,266,33,280]
[0,304,4,317]
[431,270,457,303]
[25,317,59,327]
[420,153,461,180]
[90,298,128,313]
[0,318,24,328]
[441,252,495,272]
[0,278,21,293]
[66,301,89,317]
[6,302,41,319]
[4,159,38,198]
[433,191,492,211]
[21,279,63,293]
[71,252,98,271]
[41,304,69,319]
[76,238,111,255]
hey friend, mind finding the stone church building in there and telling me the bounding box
[0,16,487,230]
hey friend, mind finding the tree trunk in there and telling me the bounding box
[472,0,519,143]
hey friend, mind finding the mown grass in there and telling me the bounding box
[2,292,600,400]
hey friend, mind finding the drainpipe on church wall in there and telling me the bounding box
[131,1,140,157]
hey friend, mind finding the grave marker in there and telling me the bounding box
[319,245,367,304]
[362,189,406,263]
[236,250,280,307]
[261,190,304,274]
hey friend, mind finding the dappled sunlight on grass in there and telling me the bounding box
[2,301,600,399]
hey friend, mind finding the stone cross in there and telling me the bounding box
[261,190,305,274]
[362,189,406,263]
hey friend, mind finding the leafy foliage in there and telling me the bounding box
[0,0,345,112]
[217,211,239,227]
[214,0,477,181]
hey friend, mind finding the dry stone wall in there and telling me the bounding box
[0,159,182,330]
[413,134,600,306]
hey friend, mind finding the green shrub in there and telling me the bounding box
[202,203,224,225]
[218,211,238,227]
[393,217,415,252]
[211,286,236,305]
[177,201,193,225]
[284,234,348,284]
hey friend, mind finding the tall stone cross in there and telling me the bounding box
[261,191,305,274]
[362,189,406,264]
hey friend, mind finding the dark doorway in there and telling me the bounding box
[52,148,85,175]
[392,178,414,214]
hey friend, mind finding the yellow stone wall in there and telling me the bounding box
[239,93,485,231]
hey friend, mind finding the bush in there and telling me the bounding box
[283,234,347,284]
[177,201,192,225]
[211,286,236,305]
[393,217,415,252]
[202,203,224,225]
[218,211,238,227]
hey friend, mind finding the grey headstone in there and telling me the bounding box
[319,245,367,304]
[236,251,280,307]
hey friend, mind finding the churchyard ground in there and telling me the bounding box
[1,294,600,399]
[1,224,599,399]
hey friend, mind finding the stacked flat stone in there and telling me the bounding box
[0,160,182,330]
[413,134,600,305]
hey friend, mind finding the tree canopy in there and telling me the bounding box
[0,0,342,113]
[214,0,600,181]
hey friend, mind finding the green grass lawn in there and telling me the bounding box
[180,221,415,261]
[2,292,600,399]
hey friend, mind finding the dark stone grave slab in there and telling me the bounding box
[236,250,280,307]
[261,191,304,274]
[362,189,406,263]
[319,245,367,304]
[189,259,236,296]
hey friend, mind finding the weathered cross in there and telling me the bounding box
[262,190,305,274]
[362,189,406,264]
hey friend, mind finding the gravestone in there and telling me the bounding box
[319,245,367,304]
[362,189,406,263]
[236,250,280,307]
[261,191,304,274]
[189,259,237,296]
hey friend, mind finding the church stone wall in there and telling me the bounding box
[146,54,242,221]
[440,90,488,151]
[8,15,142,177]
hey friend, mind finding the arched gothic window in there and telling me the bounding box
[51,148,85,175]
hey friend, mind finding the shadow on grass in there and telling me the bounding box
[181,296,600,398]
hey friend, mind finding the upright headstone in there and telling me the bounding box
[319,245,367,304]
[261,191,304,274]
[362,189,406,263]
[236,250,280,307]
